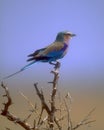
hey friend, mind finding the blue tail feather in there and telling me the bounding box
[3,61,36,80]
[20,61,36,71]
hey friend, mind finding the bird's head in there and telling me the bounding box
[55,31,76,43]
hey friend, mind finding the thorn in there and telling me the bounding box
[2,103,6,105]
[13,118,20,123]
[34,82,38,86]
[29,109,35,112]
[3,94,7,97]
[48,81,54,84]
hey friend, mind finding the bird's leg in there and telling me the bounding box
[49,61,56,66]
[49,61,61,73]
[54,61,61,71]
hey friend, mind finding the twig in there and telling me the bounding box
[33,119,36,130]
[54,117,62,130]
[19,91,36,123]
[58,92,63,128]
[19,91,35,111]
[37,107,44,125]
[5,128,11,130]
[23,113,32,123]
[73,107,96,130]
[64,98,72,130]
[38,116,48,127]
[65,92,73,105]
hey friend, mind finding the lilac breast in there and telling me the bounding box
[61,43,68,52]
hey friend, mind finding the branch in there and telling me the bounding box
[34,83,51,115]
[0,82,33,130]
[49,61,60,129]
[1,82,12,115]
[37,107,44,125]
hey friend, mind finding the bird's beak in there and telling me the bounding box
[70,34,76,37]
[65,32,76,37]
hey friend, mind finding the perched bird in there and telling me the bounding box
[3,31,76,79]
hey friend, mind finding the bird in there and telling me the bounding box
[3,31,76,79]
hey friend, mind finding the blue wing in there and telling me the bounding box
[27,42,65,62]
[27,47,46,61]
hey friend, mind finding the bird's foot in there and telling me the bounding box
[49,61,56,66]
[49,61,61,73]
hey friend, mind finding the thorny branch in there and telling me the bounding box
[49,61,60,129]
[34,83,51,115]
[1,82,32,130]
[0,61,96,130]
[1,82,12,116]
[34,61,61,130]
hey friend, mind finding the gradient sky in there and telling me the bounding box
[0,0,104,89]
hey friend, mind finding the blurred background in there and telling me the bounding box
[0,0,104,129]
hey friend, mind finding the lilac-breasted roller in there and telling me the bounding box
[3,31,76,79]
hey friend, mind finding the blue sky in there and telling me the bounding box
[0,0,104,89]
